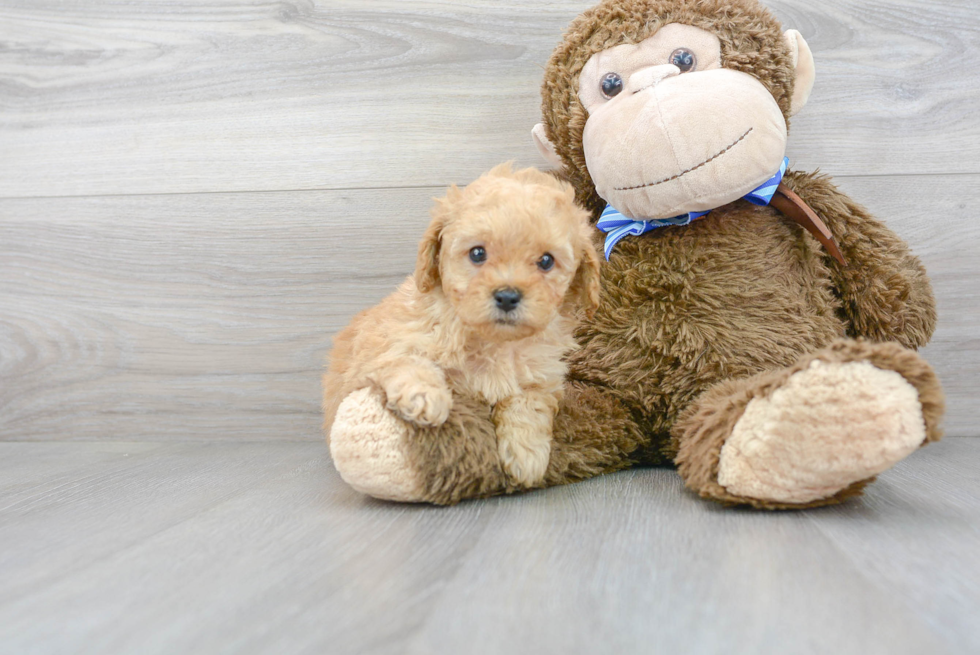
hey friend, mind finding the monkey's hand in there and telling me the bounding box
[784,169,937,350]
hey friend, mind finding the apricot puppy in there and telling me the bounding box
[323,163,600,486]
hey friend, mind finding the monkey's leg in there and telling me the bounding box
[329,387,507,505]
[329,381,648,505]
[672,339,944,509]
[543,380,650,487]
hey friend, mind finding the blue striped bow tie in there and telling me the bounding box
[597,157,789,260]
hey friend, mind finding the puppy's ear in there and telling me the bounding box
[568,235,602,318]
[415,190,454,293]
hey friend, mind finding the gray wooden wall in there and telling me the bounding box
[1,0,977,440]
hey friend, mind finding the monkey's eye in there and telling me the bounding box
[469,246,487,264]
[600,72,624,99]
[669,48,697,73]
[537,253,555,271]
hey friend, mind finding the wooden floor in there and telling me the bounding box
[0,438,978,655]
[2,1,979,653]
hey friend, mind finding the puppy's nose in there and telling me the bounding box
[493,288,522,313]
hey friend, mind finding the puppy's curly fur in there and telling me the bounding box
[323,163,601,486]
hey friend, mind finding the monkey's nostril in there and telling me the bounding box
[493,288,522,313]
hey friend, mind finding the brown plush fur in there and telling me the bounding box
[553,174,943,506]
[403,378,649,505]
[329,0,945,509]
[405,391,513,505]
[785,171,937,348]
[324,164,601,487]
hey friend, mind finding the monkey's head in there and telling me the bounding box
[533,0,815,220]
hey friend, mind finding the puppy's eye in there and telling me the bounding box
[600,72,623,99]
[537,253,555,271]
[469,246,487,264]
[669,48,697,73]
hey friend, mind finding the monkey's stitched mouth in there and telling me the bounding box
[614,127,754,191]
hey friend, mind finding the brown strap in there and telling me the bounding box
[769,183,847,267]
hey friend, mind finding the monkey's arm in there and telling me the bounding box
[783,170,936,350]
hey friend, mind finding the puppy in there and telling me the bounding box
[322,163,600,486]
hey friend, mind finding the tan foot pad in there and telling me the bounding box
[718,360,926,504]
[329,388,424,502]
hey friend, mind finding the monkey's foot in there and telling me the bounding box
[718,359,924,503]
[329,388,425,502]
[675,340,944,508]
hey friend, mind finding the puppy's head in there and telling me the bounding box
[415,163,600,341]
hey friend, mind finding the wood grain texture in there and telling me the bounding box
[810,442,980,655]
[1,175,977,441]
[1,174,977,440]
[0,187,430,440]
[1,0,978,198]
[1,439,977,654]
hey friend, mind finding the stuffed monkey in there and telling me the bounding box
[327,0,944,508]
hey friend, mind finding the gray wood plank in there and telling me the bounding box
[0,441,166,495]
[809,439,980,655]
[0,441,500,655]
[0,442,319,603]
[0,187,431,441]
[1,440,977,654]
[402,466,949,655]
[1,175,976,441]
[1,0,978,198]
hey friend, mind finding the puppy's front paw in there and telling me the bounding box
[385,378,452,427]
[498,431,551,486]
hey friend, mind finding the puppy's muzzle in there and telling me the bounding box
[493,288,522,313]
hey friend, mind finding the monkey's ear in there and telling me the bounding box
[415,195,451,293]
[532,123,563,169]
[784,29,816,117]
